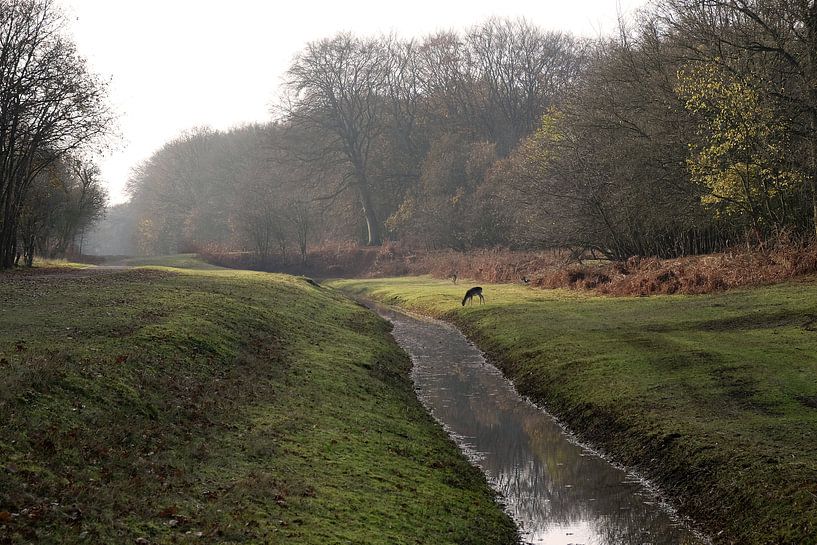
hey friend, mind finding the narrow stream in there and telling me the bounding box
[372,303,708,545]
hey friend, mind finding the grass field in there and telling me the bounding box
[112,253,225,270]
[0,265,516,544]
[332,276,817,545]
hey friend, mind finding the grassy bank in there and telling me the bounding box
[0,266,516,544]
[332,276,817,545]
[112,253,225,269]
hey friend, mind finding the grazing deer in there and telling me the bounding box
[461,286,484,306]
[521,276,530,284]
[449,272,458,284]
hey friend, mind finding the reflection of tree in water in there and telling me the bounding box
[390,312,705,545]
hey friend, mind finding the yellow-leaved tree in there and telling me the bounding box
[676,61,802,233]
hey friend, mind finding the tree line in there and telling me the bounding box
[123,0,817,262]
[0,0,112,269]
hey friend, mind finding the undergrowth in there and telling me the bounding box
[200,239,817,296]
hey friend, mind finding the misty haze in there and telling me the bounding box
[1,0,816,544]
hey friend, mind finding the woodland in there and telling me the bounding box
[2,0,816,269]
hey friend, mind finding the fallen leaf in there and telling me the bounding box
[158,506,177,518]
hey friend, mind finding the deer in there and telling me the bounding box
[461,286,484,306]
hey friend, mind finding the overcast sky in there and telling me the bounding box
[58,0,648,204]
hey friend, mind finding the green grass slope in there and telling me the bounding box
[113,253,224,269]
[0,268,516,544]
[332,276,817,545]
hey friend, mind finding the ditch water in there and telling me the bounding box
[371,302,708,545]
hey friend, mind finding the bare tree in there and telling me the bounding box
[51,159,107,256]
[280,33,389,245]
[286,198,312,265]
[0,0,113,268]
[466,18,586,153]
[127,127,232,254]
[416,31,479,138]
[16,155,107,265]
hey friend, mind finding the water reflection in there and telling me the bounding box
[375,305,707,545]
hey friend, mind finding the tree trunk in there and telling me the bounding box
[0,217,18,269]
[356,176,381,246]
[25,236,34,267]
[808,2,817,237]
[0,190,14,269]
[810,108,817,237]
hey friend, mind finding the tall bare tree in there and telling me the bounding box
[0,0,113,268]
[466,18,586,153]
[281,33,389,245]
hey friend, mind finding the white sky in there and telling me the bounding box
[58,0,649,204]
